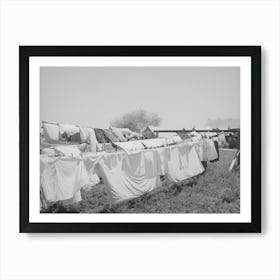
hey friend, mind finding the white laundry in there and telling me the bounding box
[79,127,90,143]
[190,131,203,141]
[156,133,182,145]
[40,154,101,203]
[40,139,210,206]
[97,150,161,203]
[141,138,167,149]
[88,128,98,153]
[172,135,183,144]
[82,152,103,189]
[54,145,82,157]
[192,140,208,162]
[42,121,60,142]
[205,139,218,161]
[41,147,56,156]
[79,127,98,153]
[165,143,204,183]
[218,133,227,146]
[155,147,169,175]
[114,140,145,154]
[59,123,80,136]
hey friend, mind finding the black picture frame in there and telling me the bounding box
[20,46,261,233]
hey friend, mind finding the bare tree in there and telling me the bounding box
[110,110,161,132]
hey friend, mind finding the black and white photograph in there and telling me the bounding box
[40,66,240,214]
[19,46,261,232]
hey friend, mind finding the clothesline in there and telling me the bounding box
[40,138,218,209]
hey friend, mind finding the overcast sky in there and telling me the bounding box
[40,66,240,129]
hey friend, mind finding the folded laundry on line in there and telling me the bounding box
[114,140,146,154]
[141,138,167,149]
[59,123,80,137]
[42,121,60,143]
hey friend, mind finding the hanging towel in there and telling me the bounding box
[205,139,218,161]
[79,127,98,153]
[42,121,60,143]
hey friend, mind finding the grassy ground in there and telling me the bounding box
[45,149,240,214]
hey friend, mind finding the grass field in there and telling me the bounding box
[46,149,240,214]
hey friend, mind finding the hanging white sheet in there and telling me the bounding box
[40,153,102,203]
[40,140,208,205]
[165,143,204,183]
[96,150,161,203]
[192,140,208,162]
